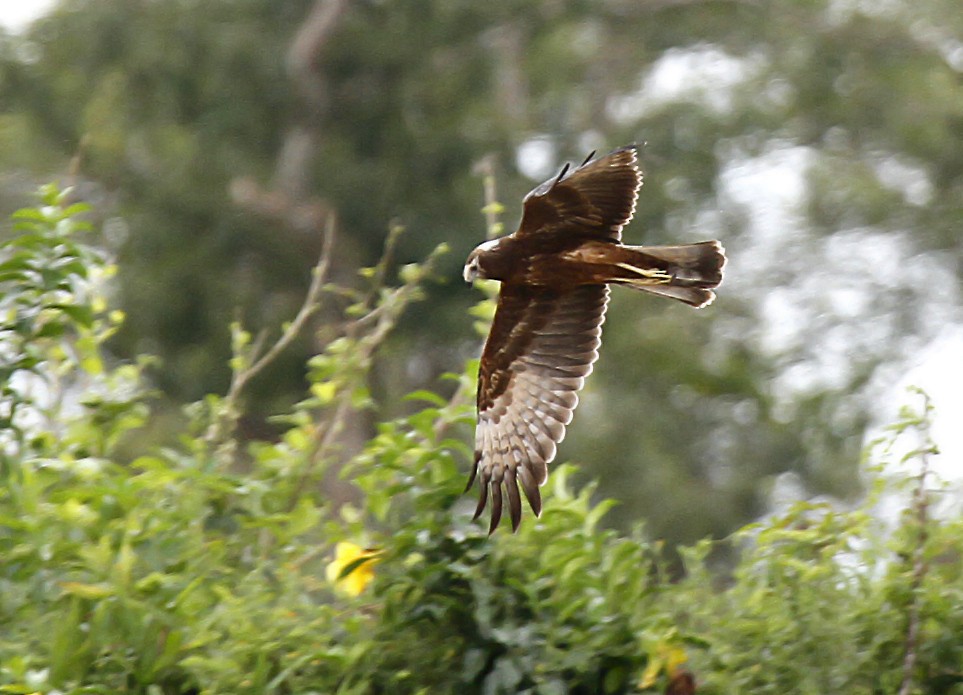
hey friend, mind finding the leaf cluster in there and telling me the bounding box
[2,194,963,694]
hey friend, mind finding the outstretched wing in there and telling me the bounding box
[516,145,642,243]
[467,284,609,533]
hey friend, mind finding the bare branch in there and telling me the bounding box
[286,0,349,114]
[227,214,337,403]
[203,214,338,451]
[229,176,329,235]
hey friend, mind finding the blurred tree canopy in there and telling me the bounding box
[0,0,961,545]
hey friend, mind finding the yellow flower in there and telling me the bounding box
[325,542,380,596]
[639,642,688,689]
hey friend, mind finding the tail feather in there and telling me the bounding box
[613,240,726,307]
[634,284,717,308]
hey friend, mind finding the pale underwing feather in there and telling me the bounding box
[471,285,609,532]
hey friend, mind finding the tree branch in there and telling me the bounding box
[227,214,336,403]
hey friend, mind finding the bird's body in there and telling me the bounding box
[464,145,726,533]
[469,233,722,298]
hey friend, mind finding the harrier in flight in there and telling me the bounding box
[463,145,726,533]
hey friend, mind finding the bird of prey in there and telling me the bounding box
[462,145,726,534]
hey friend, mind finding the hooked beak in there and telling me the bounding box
[463,239,498,284]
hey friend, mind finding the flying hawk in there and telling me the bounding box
[462,145,726,533]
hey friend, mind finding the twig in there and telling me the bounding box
[898,454,931,695]
[362,221,404,310]
[432,378,473,442]
[226,213,336,402]
[473,154,503,240]
[205,214,336,448]
[284,234,449,508]
[898,392,939,695]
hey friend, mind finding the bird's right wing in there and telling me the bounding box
[467,284,609,533]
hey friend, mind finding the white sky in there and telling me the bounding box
[0,0,57,32]
[881,328,963,481]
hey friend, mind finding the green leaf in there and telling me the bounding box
[403,389,448,407]
[288,497,322,537]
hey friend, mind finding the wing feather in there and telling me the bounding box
[517,465,542,516]
[516,146,642,243]
[470,284,609,532]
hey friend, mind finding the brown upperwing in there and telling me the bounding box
[468,284,609,532]
[516,145,643,243]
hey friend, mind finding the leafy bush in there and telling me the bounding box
[1,191,961,694]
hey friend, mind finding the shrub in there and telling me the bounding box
[1,190,960,694]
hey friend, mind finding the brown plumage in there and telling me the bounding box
[463,145,726,533]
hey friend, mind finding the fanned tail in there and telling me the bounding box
[612,240,726,308]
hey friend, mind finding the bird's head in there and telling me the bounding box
[463,238,500,283]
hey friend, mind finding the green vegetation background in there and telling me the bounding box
[2,0,960,544]
[1,191,961,693]
[1,0,962,691]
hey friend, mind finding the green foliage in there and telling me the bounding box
[3,0,962,552]
[2,194,963,694]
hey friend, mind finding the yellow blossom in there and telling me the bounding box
[639,642,688,689]
[325,542,380,596]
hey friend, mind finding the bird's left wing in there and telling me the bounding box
[467,284,609,533]
[516,145,642,243]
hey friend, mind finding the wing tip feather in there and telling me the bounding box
[506,474,522,532]
[551,162,571,189]
[466,459,548,534]
[464,452,480,493]
[488,483,503,535]
[472,485,488,521]
[518,466,543,518]
[471,465,491,520]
